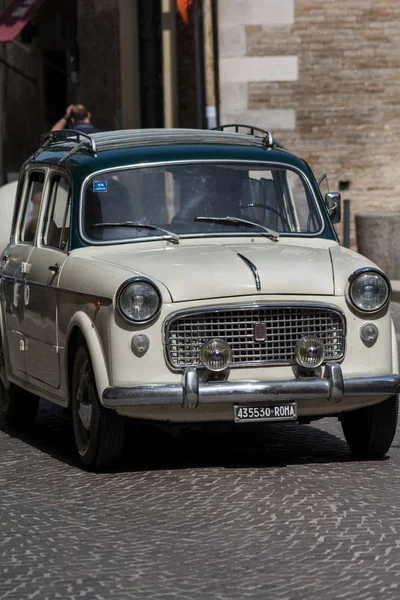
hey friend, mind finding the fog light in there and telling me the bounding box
[200,339,231,372]
[131,334,150,356]
[295,337,325,368]
[360,323,379,343]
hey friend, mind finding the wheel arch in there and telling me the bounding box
[65,312,110,407]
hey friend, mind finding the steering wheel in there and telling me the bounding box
[239,203,290,231]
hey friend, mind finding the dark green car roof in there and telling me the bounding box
[31,128,311,180]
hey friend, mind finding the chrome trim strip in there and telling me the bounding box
[0,275,112,304]
[78,159,326,246]
[102,367,400,408]
[163,302,347,371]
[237,253,261,291]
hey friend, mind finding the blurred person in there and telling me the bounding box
[51,104,100,134]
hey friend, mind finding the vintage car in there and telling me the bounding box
[0,125,398,469]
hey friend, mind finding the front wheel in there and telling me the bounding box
[340,395,398,458]
[71,342,124,469]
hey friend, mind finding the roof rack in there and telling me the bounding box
[89,129,275,152]
[211,124,274,148]
[38,129,97,159]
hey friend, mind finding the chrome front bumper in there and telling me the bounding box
[103,365,400,409]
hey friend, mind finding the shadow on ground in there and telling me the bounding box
[0,399,368,472]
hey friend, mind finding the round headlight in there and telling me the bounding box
[349,270,390,312]
[117,279,161,323]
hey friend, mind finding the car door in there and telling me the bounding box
[24,172,70,388]
[1,169,46,376]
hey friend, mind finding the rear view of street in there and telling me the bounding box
[1,306,400,600]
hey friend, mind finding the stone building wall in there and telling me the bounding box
[1,0,121,174]
[176,9,198,128]
[218,0,400,247]
[1,39,43,175]
[76,0,121,131]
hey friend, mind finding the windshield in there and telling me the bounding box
[81,162,323,243]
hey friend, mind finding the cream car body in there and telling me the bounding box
[0,127,398,468]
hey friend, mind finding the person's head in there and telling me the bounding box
[71,104,91,124]
[32,190,42,205]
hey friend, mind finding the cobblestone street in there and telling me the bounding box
[1,308,400,600]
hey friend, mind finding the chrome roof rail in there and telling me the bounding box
[38,129,97,156]
[89,129,274,151]
[211,124,276,148]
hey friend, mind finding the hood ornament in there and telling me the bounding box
[237,253,261,291]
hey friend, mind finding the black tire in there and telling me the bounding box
[71,342,124,469]
[0,340,40,428]
[341,395,399,458]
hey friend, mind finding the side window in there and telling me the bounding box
[20,171,45,243]
[285,170,321,233]
[43,175,70,250]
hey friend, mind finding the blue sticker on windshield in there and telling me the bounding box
[93,180,107,192]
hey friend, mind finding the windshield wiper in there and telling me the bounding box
[194,216,279,241]
[93,221,180,244]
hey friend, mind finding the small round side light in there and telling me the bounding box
[131,334,150,356]
[360,323,379,344]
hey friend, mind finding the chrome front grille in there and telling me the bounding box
[165,305,345,369]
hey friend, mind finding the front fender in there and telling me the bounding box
[65,311,110,403]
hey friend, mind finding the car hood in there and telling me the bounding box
[93,241,334,301]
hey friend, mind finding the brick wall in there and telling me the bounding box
[218,0,400,248]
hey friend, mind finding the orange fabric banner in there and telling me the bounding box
[177,0,193,25]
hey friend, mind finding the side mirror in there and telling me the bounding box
[325,191,341,224]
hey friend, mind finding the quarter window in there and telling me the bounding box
[43,175,70,250]
[20,171,45,243]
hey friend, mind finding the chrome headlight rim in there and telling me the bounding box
[347,267,391,314]
[116,276,162,324]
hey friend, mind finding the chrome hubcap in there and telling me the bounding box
[76,369,93,431]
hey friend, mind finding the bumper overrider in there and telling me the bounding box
[102,364,400,409]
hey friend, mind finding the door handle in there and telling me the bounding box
[48,264,59,274]
[21,262,31,274]
[2,253,9,262]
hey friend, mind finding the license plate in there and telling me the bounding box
[233,402,297,423]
